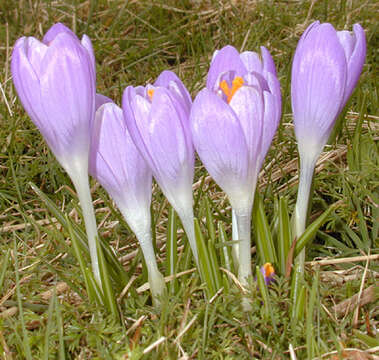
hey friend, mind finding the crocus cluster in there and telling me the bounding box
[11,21,365,301]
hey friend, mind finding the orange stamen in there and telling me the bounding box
[263,263,275,278]
[219,76,244,103]
[147,89,155,101]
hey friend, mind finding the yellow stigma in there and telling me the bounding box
[219,76,244,103]
[263,263,275,278]
[147,89,155,101]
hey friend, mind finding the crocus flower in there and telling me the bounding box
[89,101,166,300]
[122,71,198,264]
[260,263,275,285]
[190,45,281,283]
[11,23,101,284]
[291,22,366,257]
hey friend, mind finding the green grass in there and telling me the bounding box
[0,0,378,358]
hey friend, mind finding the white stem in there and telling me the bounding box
[235,207,253,285]
[70,170,101,286]
[134,229,166,301]
[118,204,166,302]
[177,209,199,266]
[294,156,316,267]
[231,209,239,268]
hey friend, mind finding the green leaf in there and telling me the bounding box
[353,195,371,248]
[194,218,216,297]
[253,193,277,265]
[217,222,232,272]
[207,240,222,291]
[68,217,101,304]
[30,182,129,288]
[204,197,216,241]
[294,285,306,321]
[166,207,178,295]
[277,197,291,276]
[294,204,335,257]
[97,237,119,319]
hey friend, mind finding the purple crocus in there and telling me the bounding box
[190,45,281,283]
[291,22,366,264]
[11,23,101,284]
[122,71,199,264]
[89,101,166,301]
[260,263,275,285]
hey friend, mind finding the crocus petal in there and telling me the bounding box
[240,51,263,74]
[337,31,356,62]
[265,71,281,112]
[297,21,321,47]
[147,87,194,188]
[95,93,113,111]
[291,22,347,156]
[260,46,277,76]
[260,91,279,165]
[228,86,264,170]
[23,37,48,77]
[263,72,282,150]
[191,88,250,208]
[89,103,152,215]
[11,37,56,148]
[341,24,366,106]
[39,32,95,159]
[154,70,192,113]
[260,263,275,285]
[123,86,156,170]
[244,71,269,92]
[81,34,96,75]
[42,23,76,44]
[206,45,247,90]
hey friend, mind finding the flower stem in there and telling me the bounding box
[132,228,166,303]
[70,170,101,286]
[231,209,239,269]
[177,210,199,267]
[235,207,253,285]
[294,156,316,268]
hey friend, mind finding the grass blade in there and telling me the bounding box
[43,289,56,360]
[55,293,66,360]
[306,270,319,359]
[0,249,10,294]
[13,236,33,360]
[290,262,303,321]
